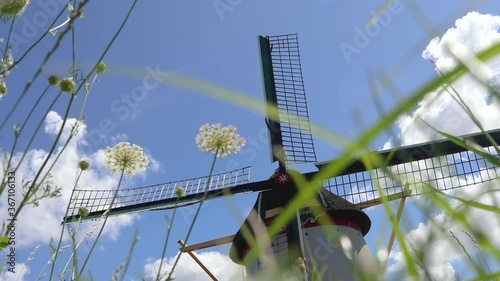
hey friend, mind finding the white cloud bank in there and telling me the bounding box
[385,11,500,148]
[0,110,159,279]
[386,11,500,281]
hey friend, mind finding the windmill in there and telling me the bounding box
[63,34,500,280]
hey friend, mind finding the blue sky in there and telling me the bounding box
[2,0,500,280]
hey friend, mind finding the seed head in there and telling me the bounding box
[59,77,75,94]
[104,142,150,177]
[48,75,60,86]
[0,0,30,16]
[196,123,246,158]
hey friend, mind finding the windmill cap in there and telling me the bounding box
[318,189,371,235]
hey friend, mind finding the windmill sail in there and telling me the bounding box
[63,166,252,223]
[314,129,500,208]
[231,129,500,278]
[259,34,317,166]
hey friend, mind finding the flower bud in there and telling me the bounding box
[48,75,60,86]
[96,61,107,74]
[174,187,185,197]
[75,9,84,18]
[79,160,90,171]
[78,207,89,217]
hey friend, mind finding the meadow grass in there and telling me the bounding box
[1,1,500,280]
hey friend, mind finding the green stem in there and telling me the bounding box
[0,84,52,195]
[0,0,89,133]
[78,169,125,277]
[13,92,62,173]
[434,64,500,156]
[70,226,78,281]
[0,5,67,76]
[0,15,15,73]
[5,93,75,235]
[36,123,80,193]
[71,0,77,81]
[49,169,84,280]
[59,218,91,280]
[117,229,139,281]
[72,0,138,105]
[156,205,178,281]
[0,128,18,196]
[18,85,51,134]
[76,74,98,121]
[167,148,219,280]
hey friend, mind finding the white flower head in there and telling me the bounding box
[0,0,30,16]
[195,123,246,158]
[104,142,150,177]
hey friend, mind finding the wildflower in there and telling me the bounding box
[95,61,107,74]
[0,0,30,16]
[195,123,246,157]
[59,77,75,94]
[79,160,90,171]
[104,142,149,177]
[48,75,60,86]
[174,186,185,197]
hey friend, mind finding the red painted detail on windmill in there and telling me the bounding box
[274,172,291,184]
[243,246,250,258]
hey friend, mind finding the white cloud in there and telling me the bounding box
[384,11,500,149]
[385,11,500,280]
[423,12,500,73]
[143,251,244,281]
[0,110,157,248]
[388,177,500,280]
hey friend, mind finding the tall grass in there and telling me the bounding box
[1,0,500,280]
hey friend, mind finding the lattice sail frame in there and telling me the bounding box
[326,147,500,207]
[316,130,500,208]
[259,34,317,165]
[64,166,252,223]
